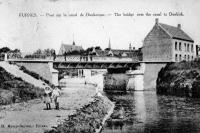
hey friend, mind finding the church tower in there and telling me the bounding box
[129,42,132,50]
[72,34,75,45]
[72,41,75,45]
[108,38,111,49]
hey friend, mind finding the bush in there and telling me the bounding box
[0,66,45,105]
[157,60,200,98]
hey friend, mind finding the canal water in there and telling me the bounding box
[102,91,200,133]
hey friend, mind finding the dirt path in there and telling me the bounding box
[0,85,96,133]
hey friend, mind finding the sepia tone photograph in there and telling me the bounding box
[0,0,200,132]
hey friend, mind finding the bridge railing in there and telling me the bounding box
[6,53,138,62]
[92,56,134,62]
[56,55,137,62]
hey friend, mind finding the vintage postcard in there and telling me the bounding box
[0,0,200,133]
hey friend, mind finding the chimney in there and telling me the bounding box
[155,18,159,25]
[177,24,181,29]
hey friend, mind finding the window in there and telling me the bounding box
[184,55,186,60]
[175,54,178,61]
[179,42,182,51]
[187,44,190,52]
[191,44,194,52]
[184,43,187,52]
[175,42,178,50]
[179,54,182,61]
[188,55,190,61]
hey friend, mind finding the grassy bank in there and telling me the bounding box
[46,96,113,133]
[0,66,44,105]
[157,59,200,97]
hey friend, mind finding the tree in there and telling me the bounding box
[43,48,55,56]
[85,47,93,52]
[12,49,20,53]
[0,47,11,53]
[33,49,42,55]
[50,49,55,56]
[44,48,51,56]
[105,48,111,51]
[95,46,102,50]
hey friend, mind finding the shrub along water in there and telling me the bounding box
[157,59,200,98]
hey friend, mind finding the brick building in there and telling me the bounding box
[142,18,196,62]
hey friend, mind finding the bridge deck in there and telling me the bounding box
[7,56,141,69]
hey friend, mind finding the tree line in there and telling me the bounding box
[0,46,105,59]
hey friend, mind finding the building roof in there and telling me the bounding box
[61,44,83,51]
[95,49,106,56]
[159,23,194,42]
[59,43,83,55]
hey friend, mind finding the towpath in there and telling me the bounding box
[0,83,96,133]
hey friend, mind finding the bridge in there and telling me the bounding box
[2,54,148,91]
[7,55,141,69]
[1,54,168,91]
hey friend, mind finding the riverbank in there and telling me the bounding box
[48,75,114,133]
[157,60,200,97]
[0,85,96,133]
[47,95,114,133]
[0,75,114,133]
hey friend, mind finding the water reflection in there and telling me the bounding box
[102,91,200,133]
[133,91,146,132]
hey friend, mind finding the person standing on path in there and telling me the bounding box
[43,93,52,110]
[52,50,56,61]
[51,86,61,110]
[43,84,53,110]
[63,51,67,61]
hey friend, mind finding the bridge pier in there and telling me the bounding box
[78,69,83,77]
[48,62,59,86]
[143,63,167,90]
[77,69,92,78]
[83,69,92,78]
[126,69,144,91]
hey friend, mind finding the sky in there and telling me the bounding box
[0,0,200,53]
